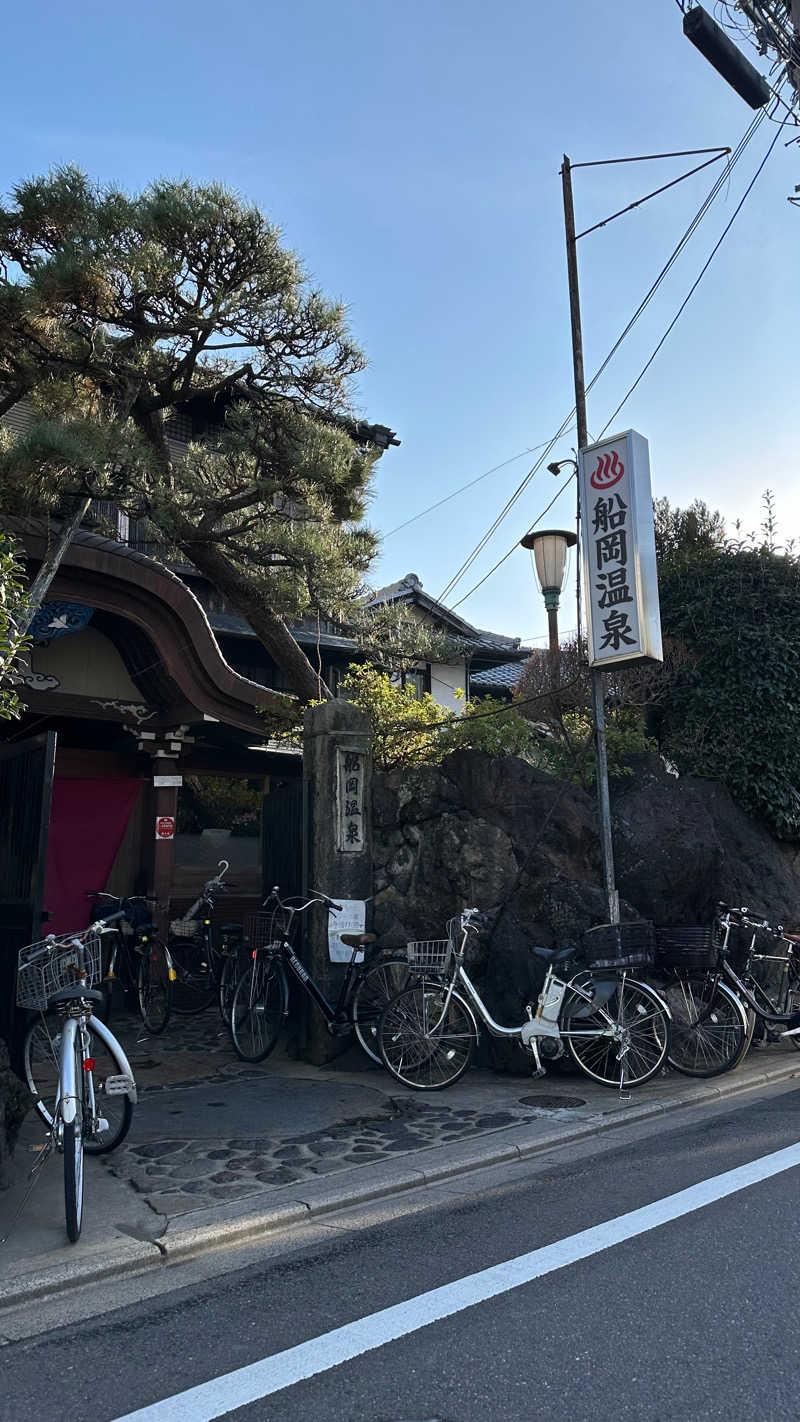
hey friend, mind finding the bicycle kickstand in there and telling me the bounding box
[529,1038,546,1079]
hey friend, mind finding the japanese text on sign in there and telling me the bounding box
[577,430,663,669]
[336,748,365,852]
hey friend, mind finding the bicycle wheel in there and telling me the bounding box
[24,1014,134,1154]
[351,955,415,1063]
[98,929,124,1024]
[218,952,240,1027]
[663,974,749,1077]
[378,985,478,1090]
[784,956,800,1053]
[566,975,669,1088]
[137,939,172,1034]
[169,935,217,1014]
[230,956,287,1062]
[63,1035,86,1243]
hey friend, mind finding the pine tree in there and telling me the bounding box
[0,168,398,700]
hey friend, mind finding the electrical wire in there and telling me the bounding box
[382,440,560,539]
[437,106,767,608]
[598,107,790,438]
[445,103,787,614]
[450,469,575,611]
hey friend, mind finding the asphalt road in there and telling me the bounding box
[4,1081,800,1422]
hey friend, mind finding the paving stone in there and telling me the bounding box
[209,1171,239,1184]
[309,1141,346,1156]
[256,1168,301,1185]
[170,1161,210,1180]
[143,1191,198,1214]
[273,1146,307,1162]
[206,1148,232,1160]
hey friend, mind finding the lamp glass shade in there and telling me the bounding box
[530,533,571,594]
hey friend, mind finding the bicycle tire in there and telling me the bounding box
[169,936,217,1014]
[786,957,800,1052]
[218,953,240,1027]
[230,957,287,1063]
[378,984,478,1090]
[64,1036,85,1242]
[351,955,416,1063]
[663,974,749,1077]
[137,939,172,1034]
[566,975,669,1088]
[23,1014,134,1154]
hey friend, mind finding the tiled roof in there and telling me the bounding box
[366,573,530,656]
[470,662,524,691]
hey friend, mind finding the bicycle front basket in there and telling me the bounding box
[406,938,452,972]
[16,931,103,1011]
[246,904,294,952]
[582,921,654,971]
[169,917,202,940]
[654,926,717,972]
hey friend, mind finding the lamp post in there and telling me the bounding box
[519,528,577,692]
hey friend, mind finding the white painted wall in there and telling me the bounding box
[429,662,467,713]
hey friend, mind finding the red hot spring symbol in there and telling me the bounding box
[590,448,625,490]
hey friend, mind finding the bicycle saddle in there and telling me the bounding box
[531,946,575,966]
[48,985,105,1006]
[340,932,377,948]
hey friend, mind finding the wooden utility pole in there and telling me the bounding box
[561,154,619,925]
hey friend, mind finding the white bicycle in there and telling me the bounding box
[377,911,672,1091]
[17,917,137,1243]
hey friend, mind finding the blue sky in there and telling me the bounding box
[2,1,797,648]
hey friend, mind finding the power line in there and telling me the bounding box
[447,105,787,614]
[382,441,559,539]
[599,107,790,438]
[436,109,766,607]
[449,469,575,611]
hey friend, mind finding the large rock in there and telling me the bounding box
[371,751,800,1069]
[0,1042,32,1190]
[612,756,800,926]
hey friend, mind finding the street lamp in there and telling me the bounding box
[519,528,577,690]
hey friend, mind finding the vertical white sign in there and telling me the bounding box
[578,429,663,669]
[336,747,365,852]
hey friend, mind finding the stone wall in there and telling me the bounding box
[372,750,800,1066]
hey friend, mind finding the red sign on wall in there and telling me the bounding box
[155,815,176,841]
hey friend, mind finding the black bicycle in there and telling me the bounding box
[655,903,800,1077]
[88,891,173,1034]
[229,887,415,1064]
[168,860,242,1014]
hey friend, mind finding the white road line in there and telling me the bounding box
[113,1140,800,1422]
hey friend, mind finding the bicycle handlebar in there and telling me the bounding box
[716,902,775,933]
[264,885,343,913]
[90,910,127,930]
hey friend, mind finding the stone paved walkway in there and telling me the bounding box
[100,1006,596,1215]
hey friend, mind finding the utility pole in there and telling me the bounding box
[560,154,619,925]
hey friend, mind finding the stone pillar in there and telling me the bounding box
[301,700,372,1064]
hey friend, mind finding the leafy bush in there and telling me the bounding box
[656,545,800,839]
[529,710,657,790]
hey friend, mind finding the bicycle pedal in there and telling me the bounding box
[93,1117,109,1134]
[103,1074,136,1100]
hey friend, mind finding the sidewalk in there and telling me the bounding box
[2,1008,799,1309]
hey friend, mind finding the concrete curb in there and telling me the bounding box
[2,1055,798,1310]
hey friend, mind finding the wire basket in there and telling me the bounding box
[654,926,717,973]
[169,916,202,941]
[16,931,103,1011]
[246,904,295,953]
[582,921,655,971]
[406,939,452,973]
